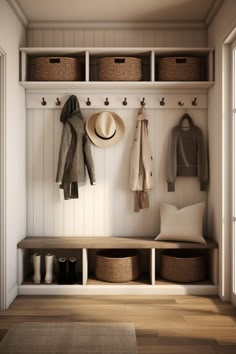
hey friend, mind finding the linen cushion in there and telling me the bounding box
[155,202,206,244]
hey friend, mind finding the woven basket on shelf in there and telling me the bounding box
[31,57,83,81]
[98,57,142,81]
[160,249,207,283]
[157,56,201,81]
[95,249,141,283]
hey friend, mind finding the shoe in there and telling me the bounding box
[68,257,77,284]
[57,257,68,284]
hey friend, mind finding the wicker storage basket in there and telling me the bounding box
[31,57,83,81]
[157,56,201,81]
[160,250,206,283]
[95,249,140,282]
[98,57,142,81]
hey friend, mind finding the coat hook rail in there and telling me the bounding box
[178,101,184,106]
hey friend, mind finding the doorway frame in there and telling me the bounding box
[0,47,7,311]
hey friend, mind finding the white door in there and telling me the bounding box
[232,40,236,306]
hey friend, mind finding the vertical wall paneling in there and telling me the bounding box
[33,31,44,47]
[43,109,54,235]
[43,30,54,47]
[83,109,95,236]
[53,30,64,47]
[74,30,85,47]
[27,29,207,48]
[33,110,44,235]
[26,110,34,235]
[53,109,64,235]
[63,30,74,47]
[26,104,208,237]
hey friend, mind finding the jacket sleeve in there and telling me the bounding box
[83,133,96,185]
[166,128,178,192]
[56,123,72,183]
[196,128,209,191]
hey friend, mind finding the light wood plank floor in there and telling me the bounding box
[0,295,236,353]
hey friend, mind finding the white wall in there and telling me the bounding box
[27,28,207,47]
[208,0,236,300]
[0,0,26,308]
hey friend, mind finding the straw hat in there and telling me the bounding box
[86,111,125,147]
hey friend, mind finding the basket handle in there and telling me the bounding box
[175,58,186,64]
[114,58,125,64]
[49,58,61,64]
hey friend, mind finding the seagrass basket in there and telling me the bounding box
[95,249,141,282]
[31,57,83,81]
[160,249,207,283]
[157,56,201,81]
[98,57,142,81]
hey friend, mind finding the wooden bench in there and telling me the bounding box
[17,236,218,296]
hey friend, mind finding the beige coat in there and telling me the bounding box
[130,107,153,211]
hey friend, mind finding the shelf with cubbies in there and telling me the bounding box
[17,236,218,296]
[19,47,214,91]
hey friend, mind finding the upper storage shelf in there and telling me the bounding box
[19,47,214,90]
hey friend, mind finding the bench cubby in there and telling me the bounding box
[17,236,218,296]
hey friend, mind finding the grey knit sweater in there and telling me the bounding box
[167,114,208,192]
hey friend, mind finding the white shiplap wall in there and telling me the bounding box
[26,27,208,237]
[27,29,206,47]
[26,108,208,237]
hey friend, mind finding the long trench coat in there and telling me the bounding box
[130,107,153,212]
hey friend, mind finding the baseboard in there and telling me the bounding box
[7,284,18,308]
[18,284,218,296]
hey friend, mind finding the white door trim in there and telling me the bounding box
[0,47,7,311]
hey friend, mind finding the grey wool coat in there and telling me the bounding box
[56,95,96,200]
[167,113,208,192]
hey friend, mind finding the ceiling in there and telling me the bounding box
[14,0,222,26]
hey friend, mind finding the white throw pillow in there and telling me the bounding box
[155,202,206,244]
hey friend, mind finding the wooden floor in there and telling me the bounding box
[0,295,236,353]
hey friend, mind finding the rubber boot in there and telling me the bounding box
[45,253,54,284]
[32,253,41,284]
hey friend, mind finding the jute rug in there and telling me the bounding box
[0,322,137,353]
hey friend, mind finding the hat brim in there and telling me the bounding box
[86,111,125,147]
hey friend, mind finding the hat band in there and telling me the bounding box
[95,128,117,140]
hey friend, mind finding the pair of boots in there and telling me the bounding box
[32,253,54,284]
[57,257,77,284]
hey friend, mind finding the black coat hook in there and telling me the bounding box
[141,97,146,106]
[178,101,184,106]
[192,97,198,106]
[41,97,47,106]
[86,97,91,106]
[104,97,109,106]
[122,97,127,106]
[160,97,165,106]
[56,97,61,106]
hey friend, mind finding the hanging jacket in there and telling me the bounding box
[56,95,96,200]
[130,107,153,212]
[167,113,208,192]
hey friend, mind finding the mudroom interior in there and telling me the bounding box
[0,0,236,353]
